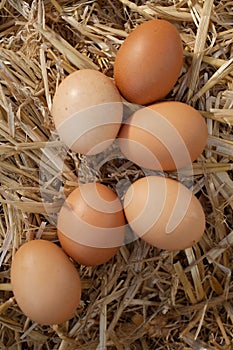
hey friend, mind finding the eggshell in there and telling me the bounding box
[114,20,183,105]
[123,176,205,251]
[52,69,123,155]
[57,183,126,266]
[11,240,82,325]
[118,101,208,171]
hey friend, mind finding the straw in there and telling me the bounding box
[0,0,232,349]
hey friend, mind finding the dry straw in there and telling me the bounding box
[0,0,233,349]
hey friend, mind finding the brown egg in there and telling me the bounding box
[57,183,126,266]
[114,20,183,105]
[118,101,208,171]
[52,69,123,155]
[123,176,205,251]
[11,240,82,325]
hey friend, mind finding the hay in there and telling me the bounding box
[0,0,232,349]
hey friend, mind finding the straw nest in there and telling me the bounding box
[0,0,233,349]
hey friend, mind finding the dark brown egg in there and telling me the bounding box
[114,20,183,105]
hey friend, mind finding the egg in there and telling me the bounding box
[123,176,205,250]
[118,101,208,171]
[11,240,81,325]
[52,69,123,155]
[57,182,126,266]
[114,19,183,105]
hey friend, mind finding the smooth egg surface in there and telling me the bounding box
[52,69,123,155]
[57,183,126,266]
[114,19,183,105]
[118,101,208,171]
[123,176,205,250]
[11,240,82,325]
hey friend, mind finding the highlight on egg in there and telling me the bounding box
[114,19,183,105]
[52,69,123,155]
[57,182,126,266]
[118,101,208,171]
[123,175,205,251]
[11,240,82,325]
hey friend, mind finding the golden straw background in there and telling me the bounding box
[0,0,233,349]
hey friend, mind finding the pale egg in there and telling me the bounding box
[52,69,123,155]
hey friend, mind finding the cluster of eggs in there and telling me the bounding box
[11,20,208,326]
